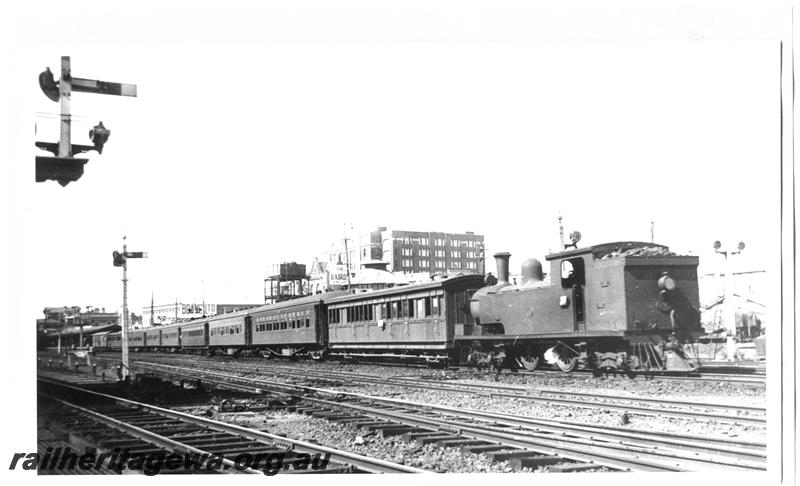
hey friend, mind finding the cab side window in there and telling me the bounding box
[560,257,585,288]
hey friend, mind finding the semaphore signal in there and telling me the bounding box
[35,56,136,186]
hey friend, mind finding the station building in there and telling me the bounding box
[37,306,120,349]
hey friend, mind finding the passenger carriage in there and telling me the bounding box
[107,332,122,350]
[144,328,163,350]
[250,291,349,359]
[160,324,181,350]
[179,319,209,350]
[129,328,146,351]
[208,311,248,354]
[92,332,109,350]
[325,275,485,364]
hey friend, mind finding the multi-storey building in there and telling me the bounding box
[387,229,485,274]
[315,227,485,285]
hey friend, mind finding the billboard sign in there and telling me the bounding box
[328,264,350,286]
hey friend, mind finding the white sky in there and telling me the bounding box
[2,1,787,322]
[0,1,793,483]
[0,0,787,326]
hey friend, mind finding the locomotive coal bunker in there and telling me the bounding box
[467,241,703,372]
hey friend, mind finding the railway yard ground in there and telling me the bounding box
[36,350,767,474]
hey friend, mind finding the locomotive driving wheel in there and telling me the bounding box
[515,352,540,371]
[555,355,579,372]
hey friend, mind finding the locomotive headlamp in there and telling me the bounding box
[658,273,676,291]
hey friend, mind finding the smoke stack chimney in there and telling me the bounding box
[494,252,511,284]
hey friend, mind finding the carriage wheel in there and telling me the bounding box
[516,353,540,371]
[556,355,579,372]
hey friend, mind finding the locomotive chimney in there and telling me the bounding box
[494,252,511,284]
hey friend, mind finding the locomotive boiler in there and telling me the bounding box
[468,241,703,372]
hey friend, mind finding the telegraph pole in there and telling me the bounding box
[343,237,352,289]
[112,237,147,380]
[343,223,353,290]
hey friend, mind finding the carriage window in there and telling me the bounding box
[391,301,399,319]
[408,299,415,318]
[306,318,310,328]
[432,295,441,316]
[424,297,432,317]
[401,300,409,318]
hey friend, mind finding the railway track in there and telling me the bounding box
[37,374,426,474]
[129,360,767,473]
[91,351,766,385]
[130,357,766,427]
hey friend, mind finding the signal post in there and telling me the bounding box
[113,237,147,381]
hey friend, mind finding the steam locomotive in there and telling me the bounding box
[94,240,703,372]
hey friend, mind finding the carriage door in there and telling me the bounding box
[561,258,586,332]
[244,316,253,346]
